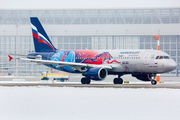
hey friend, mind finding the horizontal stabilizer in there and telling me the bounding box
[8,55,13,61]
[8,54,41,59]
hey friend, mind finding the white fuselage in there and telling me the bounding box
[97,49,177,74]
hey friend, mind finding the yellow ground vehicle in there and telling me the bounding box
[41,73,69,82]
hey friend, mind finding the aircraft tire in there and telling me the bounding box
[113,78,118,84]
[86,78,91,84]
[120,78,123,84]
[151,80,157,85]
[81,78,86,84]
[61,78,65,82]
[81,77,91,84]
[113,78,123,84]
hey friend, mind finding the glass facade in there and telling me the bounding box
[0,8,180,76]
[1,9,180,24]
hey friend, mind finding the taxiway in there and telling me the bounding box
[0,82,180,89]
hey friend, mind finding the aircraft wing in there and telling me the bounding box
[18,58,113,70]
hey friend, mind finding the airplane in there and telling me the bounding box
[9,17,177,85]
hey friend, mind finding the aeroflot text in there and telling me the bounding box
[119,51,140,54]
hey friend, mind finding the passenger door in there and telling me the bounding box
[143,52,151,65]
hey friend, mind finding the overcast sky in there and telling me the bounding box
[0,0,180,9]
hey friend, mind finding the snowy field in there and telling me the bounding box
[0,87,180,120]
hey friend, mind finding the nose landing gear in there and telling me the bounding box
[149,74,157,85]
[151,80,157,85]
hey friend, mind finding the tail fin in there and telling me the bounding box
[30,17,56,52]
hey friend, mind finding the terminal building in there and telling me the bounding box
[0,8,180,76]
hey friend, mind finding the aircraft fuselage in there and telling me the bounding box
[28,49,177,75]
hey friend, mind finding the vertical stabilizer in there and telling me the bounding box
[30,17,56,52]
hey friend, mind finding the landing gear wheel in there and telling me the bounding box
[86,78,91,84]
[113,78,118,84]
[119,78,123,84]
[81,78,86,84]
[151,80,157,85]
[61,78,65,82]
[113,78,123,84]
[81,77,91,84]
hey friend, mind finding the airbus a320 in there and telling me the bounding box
[9,17,177,85]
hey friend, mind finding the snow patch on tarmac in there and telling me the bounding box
[0,86,180,120]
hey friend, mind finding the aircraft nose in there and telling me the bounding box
[168,60,177,71]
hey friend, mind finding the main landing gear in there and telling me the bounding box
[81,77,91,84]
[113,75,123,84]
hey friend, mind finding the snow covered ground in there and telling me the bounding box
[0,87,180,120]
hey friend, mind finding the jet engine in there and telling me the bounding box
[132,73,156,81]
[82,67,107,80]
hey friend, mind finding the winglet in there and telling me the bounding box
[8,55,13,61]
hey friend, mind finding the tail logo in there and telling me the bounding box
[31,24,55,51]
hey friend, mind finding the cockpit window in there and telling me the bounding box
[156,56,159,59]
[163,56,170,59]
[156,55,170,59]
[159,56,163,59]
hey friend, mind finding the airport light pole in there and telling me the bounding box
[153,35,161,82]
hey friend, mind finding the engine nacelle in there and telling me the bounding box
[132,73,156,81]
[82,67,107,80]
